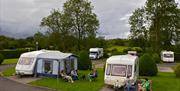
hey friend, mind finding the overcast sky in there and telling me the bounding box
[0,0,179,39]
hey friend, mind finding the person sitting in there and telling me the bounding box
[142,78,150,91]
[125,76,135,91]
[88,69,98,82]
[60,70,74,83]
[70,69,78,81]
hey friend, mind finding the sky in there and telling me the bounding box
[0,0,179,39]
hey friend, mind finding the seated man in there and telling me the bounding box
[88,69,98,82]
[142,78,150,91]
[60,70,74,83]
[125,76,135,91]
[70,69,78,80]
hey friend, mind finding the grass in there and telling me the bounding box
[107,46,128,52]
[30,69,104,91]
[2,67,15,77]
[2,58,18,64]
[142,72,180,91]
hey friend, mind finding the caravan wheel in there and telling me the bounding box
[16,74,22,78]
[34,73,39,78]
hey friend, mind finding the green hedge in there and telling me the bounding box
[139,53,158,76]
[78,51,92,70]
[0,53,4,64]
[0,48,33,59]
[174,64,180,78]
[175,53,180,62]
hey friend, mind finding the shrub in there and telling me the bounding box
[139,53,158,76]
[174,53,180,62]
[0,48,32,59]
[152,53,161,63]
[78,51,92,70]
[174,64,180,78]
[0,53,4,64]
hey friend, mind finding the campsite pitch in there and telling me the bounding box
[30,69,104,91]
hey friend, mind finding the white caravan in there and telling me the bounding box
[104,55,139,88]
[161,51,174,62]
[89,48,103,59]
[15,50,77,77]
[128,51,137,56]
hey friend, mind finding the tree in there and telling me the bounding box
[63,0,99,50]
[40,0,99,51]
[33,32,48,49]
[129,0,180,53]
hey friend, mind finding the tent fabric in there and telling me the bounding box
[20,50,75,60]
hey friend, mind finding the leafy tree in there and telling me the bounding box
[33,32,48,49]
[129,0,180,53]
[63,0,99,50]
[41,0,99,51]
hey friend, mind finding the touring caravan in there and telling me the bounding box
[128,51,137,56]
[15,50,78,77]
[104,55,139,88]
[89,48,103,59]
[161,51,174,62]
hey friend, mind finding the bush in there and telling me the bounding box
[0,53,4,64]
[174,64,180,78]
[139,53,158,76]
[78,51,92,70]
[174,53,180,62]
[0,48,32,59]
[152,53,161,63]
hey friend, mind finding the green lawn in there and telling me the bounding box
[2,67,15,77]
[145,72,180,91]
[30,69,104,91]
[107,46,128,52]
[2,58,18,64]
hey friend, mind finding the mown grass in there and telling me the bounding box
[30,69,104,91]
[107,46,128,52]
[2,58,18,64]
[2,67,15,77]
[143,72,180,91]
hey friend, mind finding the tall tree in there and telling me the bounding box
[41,0,99,51]
[129,8,149,49]
[129,0,180,53]
[63,0,99,50]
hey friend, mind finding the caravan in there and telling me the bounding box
[89,48,103,59]
[161,51,174,62]
[15,50,78,77]
[104,55,139,88]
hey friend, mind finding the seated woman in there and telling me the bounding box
[70,69,78,80]
[60,70,74,83]
[88,69,98,82]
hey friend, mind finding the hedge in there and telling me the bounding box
[174,53,180,62]
[139,53,158,76]
[174,64,180,78]
[0,48,33,59]
[0,53,4,64]
[78,51,92,70]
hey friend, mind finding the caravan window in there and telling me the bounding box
[111,64,127,77]
[127,65,132,77]
[106,64,111,75]
[18,57,34,65]
[164,54,173,58]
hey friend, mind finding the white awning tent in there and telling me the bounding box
[16,50,78,77]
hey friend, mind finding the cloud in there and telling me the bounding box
[1,0,179,39]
